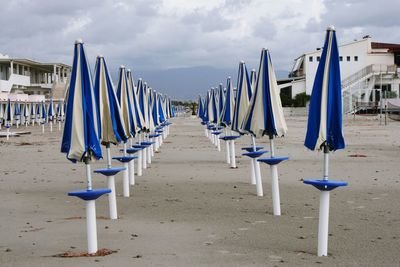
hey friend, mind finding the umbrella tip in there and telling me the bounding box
[327,25,335,31]
[97,54,103,58]
[120,65,125,69]
[240,60,245,64]
[139,78,142,80]
[252,69,256,72]
[127,68,131,72]
[228,76,231,79]
[75,39,83,44]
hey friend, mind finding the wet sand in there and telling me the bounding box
[0,115,399,266]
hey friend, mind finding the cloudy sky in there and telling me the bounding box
[1,0,399,98]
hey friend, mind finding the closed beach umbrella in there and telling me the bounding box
[14,101,21,127]
[5,99,12,140]
[232,61,252,133]
[23,102,29,126]
[217,83,224,117]
[303,26,347,257]
[48,99,55,131]
[30,103,36,125]
[247,48,288,215]
[94,56,127,146]
[116,66,135,140]
[40,101,47,133]
[219,77,235,127]
[127,70,144,133]
[158,93,166,124]
[138,80,150,131]
[61,40,107,255]
[93,55,128,219]
[242,49,287,137]
[5,98,12,125]
[197,95,204,120]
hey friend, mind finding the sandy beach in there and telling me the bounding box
[0,115,399,266]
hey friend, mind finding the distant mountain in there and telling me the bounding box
[111,66,289,101]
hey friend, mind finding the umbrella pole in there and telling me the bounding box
[50,121,53,132]
[122,142,129,197]
[58,120,61,131]
[318,145,330,256]
[225,128,230,164]
[252,135,263,196]
[229,138,236,168]
[147,134,151,164]
[250,136,256,185]
[143,134,147,170]
[6,125,10,141]
[137,134,142,176]
[85,158,98,254]
[106,144,118,219]
[269,136,281,215]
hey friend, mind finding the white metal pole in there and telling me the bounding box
[6,127,9,141]
[143,145,147,169]
[254,160,263,197]
[318,145,330,256]
[147,143,151,164]
[318,191,330,256]
[150,138,155,157]
[86,200,98,254]
[86,161,92,190]
[58,121,61,131]
[270,137,281,215]
[271,165,281,215]
[41,122,44,133]
[226,140,231,164]
[50,121,53,132]
[107,176,118,219]
[230,139,236,168]
[123,162,129,197]
[205,126,208,137]
[129,159,135,185]
[137,150,142,176]
[106,145,117,219]
[250,159,256,185]
[217,137,221,151]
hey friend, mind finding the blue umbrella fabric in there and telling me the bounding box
[41,101,47,122]
[61,40,102,162]
[217,83,224,118]
[219,77,235,127]
[127,70,144,133]
[94,56,127,145]
[304,27,345,151]
[232,61,252,133]
[5,98,12,125]
[242,49,287,138]
[116,66,135,139]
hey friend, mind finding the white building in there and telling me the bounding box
[0,53,71,102]
[279,36,400,113]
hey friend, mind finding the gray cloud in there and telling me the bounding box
[0,0,398,98]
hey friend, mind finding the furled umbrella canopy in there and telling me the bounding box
[305,27,345,151]
[93,56,127,145]
[232,61,252,133]
[116,66,135,139]
[127,70,144,132]
[242,49,287,138]
[219,77,235,127]
[61,40,102,162]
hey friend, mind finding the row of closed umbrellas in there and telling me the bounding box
[197,26,347,257]
[60,39,174,254]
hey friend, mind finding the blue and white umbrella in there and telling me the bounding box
[61,40,101,163]
[127,70,144,134]
[217,83,224,118]
[14,101,21,127]
[23,102,29,126]
[242,50,287,138]
[5,98,12,126]
[209,88,218,124]
[62,40,108,254]
[30,103,36,125]
[48,99,55,131]
[303,26,347,257]
[232,61,252,133]
[93,55,128,218]
[40,101,47,133]
[219,77,234,127]
[94,56,127,146]
[138,79,150,132]
[116,66,136,141]
[158,93,166,124]
[197,95,204,121]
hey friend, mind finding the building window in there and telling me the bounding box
[317,56,320,62]
[347,56,351,62]
[309,56,313,62]
[339,56,343,61]
[354,56,358,61]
